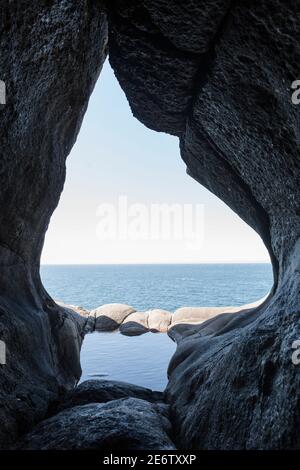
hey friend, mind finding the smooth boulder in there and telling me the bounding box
[92,303,135,331]
[16,398,175,450]
[172,306,237,326]
[148,309,172,332]
[172,298,267,327]
[54,379,164,413]
[119,311,149,336]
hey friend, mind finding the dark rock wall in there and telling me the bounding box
[108,0,231,136]
[1,0,299,450]
[107,0,300,448]
[107,0,300,283]
[0,0,107,447]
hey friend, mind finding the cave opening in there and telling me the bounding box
[40,59,273,390]
[1,0,299,452]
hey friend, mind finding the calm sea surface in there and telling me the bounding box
[41,264,273,390]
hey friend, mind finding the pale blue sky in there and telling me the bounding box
[42,61,270,264]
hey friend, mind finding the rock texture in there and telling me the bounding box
[16,398,175,450]
[148,309,172,332]
[119,311,149,336]
[106,0,300,449]
[56,302,94,333]
[0,1,107,448]
[92,303,135,331]
[169,298,267,342]
[52,379,164,413]
[90,304,174,334]
[172,306,241,325]
[1,0,300,452]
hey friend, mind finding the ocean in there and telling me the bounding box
[41,264,273,390]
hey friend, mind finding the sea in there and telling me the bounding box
[41,264,273,390]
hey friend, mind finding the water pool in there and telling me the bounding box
[80,331,176,391]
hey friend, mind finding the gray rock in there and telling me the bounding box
[56,302,90,318]
[56,301,95,333]
[0,0,299,452]
[16,398,175,450]
[119,311,149,336]
[169,299,267,341]
[92,303,136,331]
[0,1,107,448]
[54,379,164,412]
[107,0,300,450]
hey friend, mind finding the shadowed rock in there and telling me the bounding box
[1,0,300,451]
[56,301,95,333]
[56,302,90,318]
[53,379,164,413]
[0,0,107,448]
[107,0,300,449]
[16,398,175,450]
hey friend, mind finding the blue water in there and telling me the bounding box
[40,264,273,312]
[79,332,176,390]
[40,264,273,390]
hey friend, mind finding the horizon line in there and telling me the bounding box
[41,261,272,266]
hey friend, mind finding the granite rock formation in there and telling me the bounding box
[119,311,150,336]
[15,398,175,450]
[106,0,300,449]
[0,0,107,448]
[52,379,165,413]
[148,309,172,332]
[88,302,264,336]
[1,0,300,451]
[92,303,136,331]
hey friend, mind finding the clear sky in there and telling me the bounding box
[41,61,270,265]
